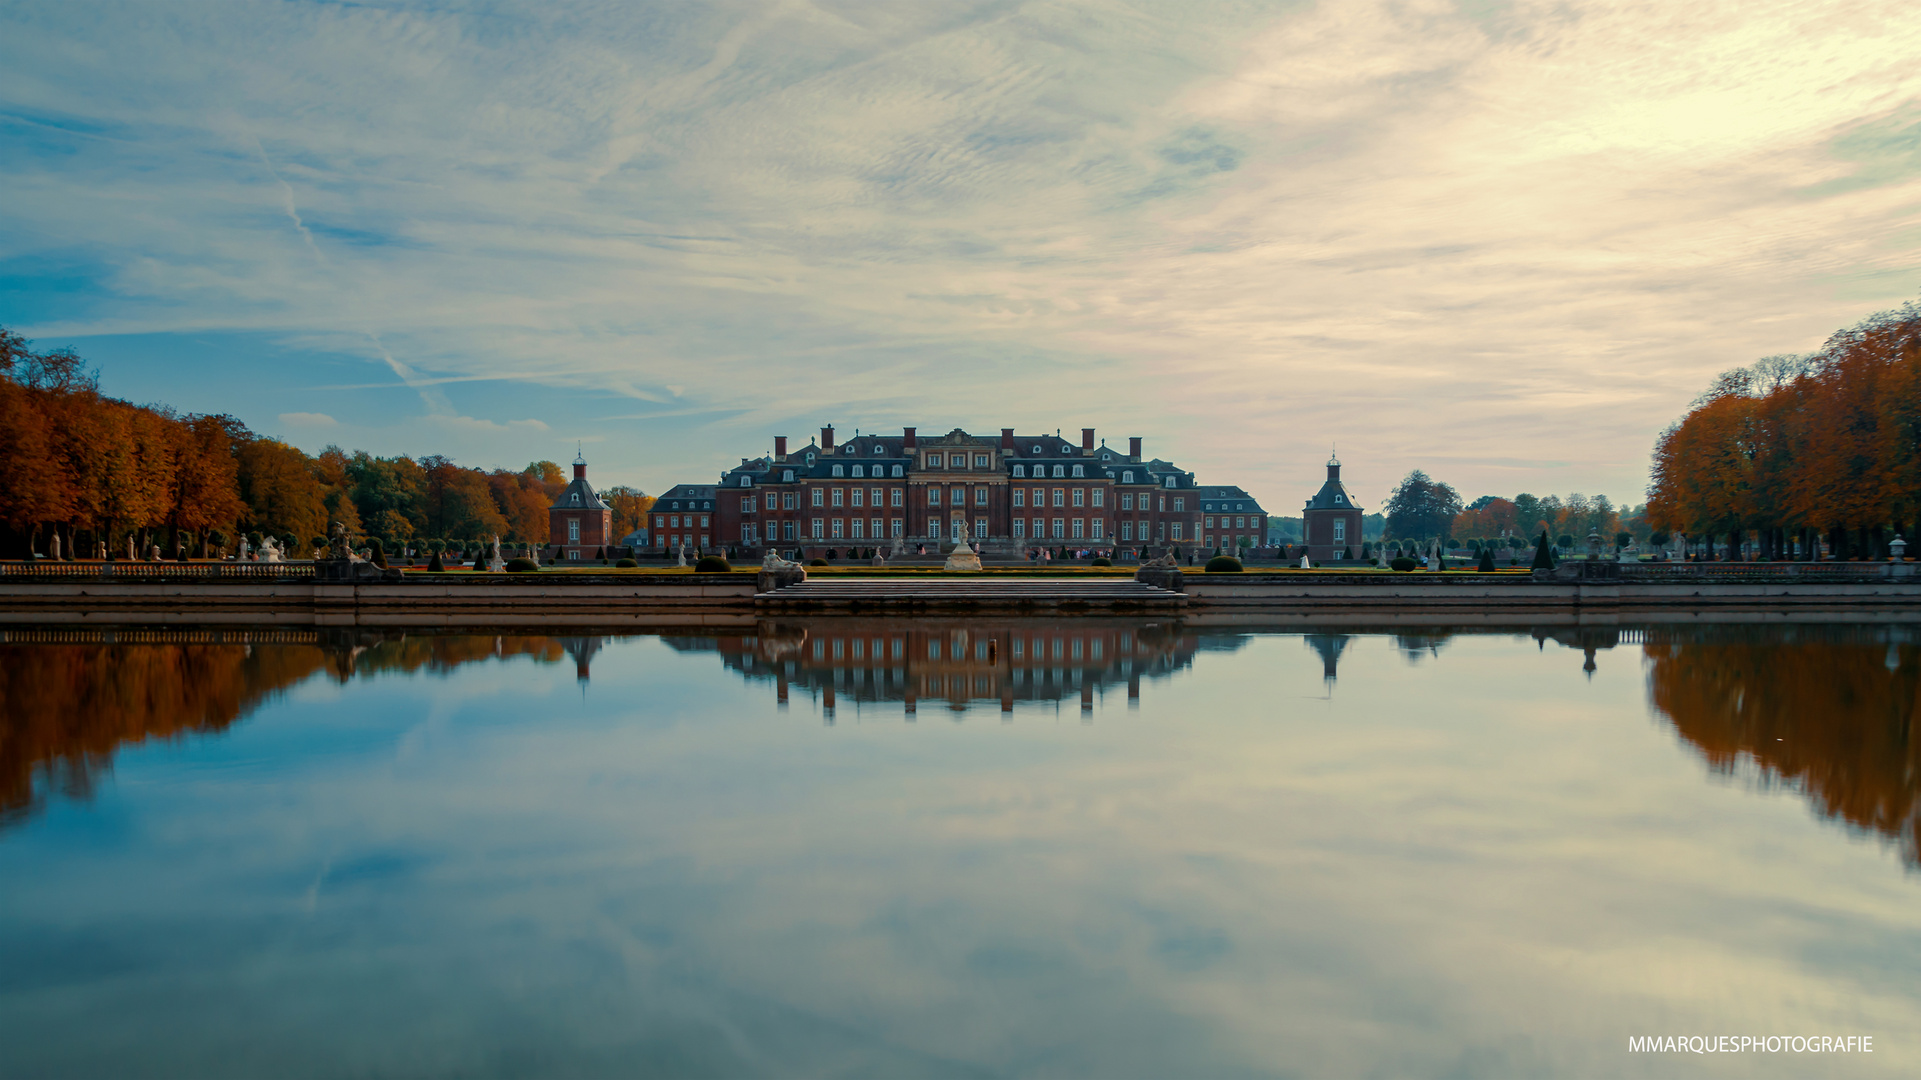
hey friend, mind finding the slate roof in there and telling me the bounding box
[1304,459,1362,513]
[1198,487,1267,514]
[551,471,610,511]
[656,484,717,511]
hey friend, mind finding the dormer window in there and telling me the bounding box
[1052,465,1065,478]
[1122,471,1134,483]
[782,470,794,482]
[832,465,844,477]
[1335,494,1344,503]
[1071,465,1083,477]
[739,476,751,487]
[852,465,864,478]
[1032,445,1042,454]
[1013,465,1025,478]
[890,465,903,477]
[571,493,580,505]
[805,453,815,463]
[1165,477,1176,488]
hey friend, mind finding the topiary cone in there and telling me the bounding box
[1531,530,1556,570]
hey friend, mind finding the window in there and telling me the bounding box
[1052,465,1065,478]
[927,454,942,468]
[765,492,777,510]
[782,470,794,482]
[1032,517,1044,537]
[871,518,882,537]
[568,549,579,559]
[890,488,903,507]
[568,519,580,542]
[832,465,843,477]
[1165,477,1176,488]
[1173,498,1184,512]
[1071,519,1085,539]
[831,488,844,507]
[1206,516,1215,529]
[1013,465,1025,478]
[1091,520,1104,539]
[1335,494,1344,504]
[891,465,903,478]
[1121,521,1133,540]
[1171,522,1183,540]
[975,487,988,506]
[851,519,864,539]
[1092,489,1103,508]
[739,476,750,487]
[1013,489,1025,507]
[811,519,824,539]
[976,517,988,537]
[891,519,903,537]
[1032,445,1043,454]
[1333,519,1346,542]
[1237,516,1246,529]
[852,465,864,478]
[743,496,755,513]
[570,493,580,505]
[851,488,863,507]
[1013,520,1026,538]
[1072,489,1084,507]
[1032,487,1043,504]
[1122,471,1134,483]
[811,489,824,507]
[701,515,709,527]
[928,519,942,538]
[928,487,942,506]
[1121,493,1133,510]
[1052,489,1064,508]
[974,455,989,468]
[783,521,796,541]
[741,524,757,543]
[831,519,845,539]
[783,491,796,510]
[1051,519,1065,539]
[1072,465,1084,477]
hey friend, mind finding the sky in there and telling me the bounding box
[2,0,1918,512]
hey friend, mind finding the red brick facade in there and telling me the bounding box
[548,455,614,560]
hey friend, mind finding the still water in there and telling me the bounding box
[2,619,1919,1078]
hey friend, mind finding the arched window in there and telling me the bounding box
[1052,465,1064,478]
[570,493,580,505]
[891,465,904,478]
[1122,471,1134,483]
[1032,445,1042,454]
[832,465,844,477]
[739,476,750,487]
[782,470,794,482]
[1013,465,1025,477]
[1165,477,1176,488]
[1071,465,1083,477]
[852,465,865,478]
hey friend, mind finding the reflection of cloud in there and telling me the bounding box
[1,2,1919,503]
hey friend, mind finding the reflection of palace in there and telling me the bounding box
[689,618,1200,716]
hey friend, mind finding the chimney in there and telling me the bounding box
[1129,436,1142,462]
[1081,428,1095,455]
[903,426,916,452]
[1001,428,1015,451]
[775,435,788,462]
[820,425,835,452]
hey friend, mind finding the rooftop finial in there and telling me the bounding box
[575,442,585,466]
[1327,442,1340,467]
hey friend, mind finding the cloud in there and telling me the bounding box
[277,411,337,428]
[2,0,1919,503]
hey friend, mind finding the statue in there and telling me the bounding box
[1300,554,1311,569]
[238,536,251,562]
[758,548,807,592]
[49,534,60,561]
[676,543,688,568]
[96,540,107,560]
[889,529,905,557]
[943,519,982,572]
[1143,548,1179,569]
[259,536,283,563]
[487,535,506,572]
[127,536,136,561]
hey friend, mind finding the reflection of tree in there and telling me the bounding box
[0,633,569,825]
[1646,629,1921,865]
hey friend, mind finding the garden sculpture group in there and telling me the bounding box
[943,520,983,572]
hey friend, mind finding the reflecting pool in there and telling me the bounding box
[3,620,1919,1077]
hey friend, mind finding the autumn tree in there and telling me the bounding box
[1384,470,1462,542]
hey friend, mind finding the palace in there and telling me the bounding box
[646,426,1267,559]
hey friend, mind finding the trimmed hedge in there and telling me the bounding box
[1390,556,1418,572]
[615,558,639,568]
[1090,557,1112,567]
[1205,555,1243,572]
[427,551,445,572]
[695,555,732,572]
[808,558,829,567]
[504,557,540,573]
